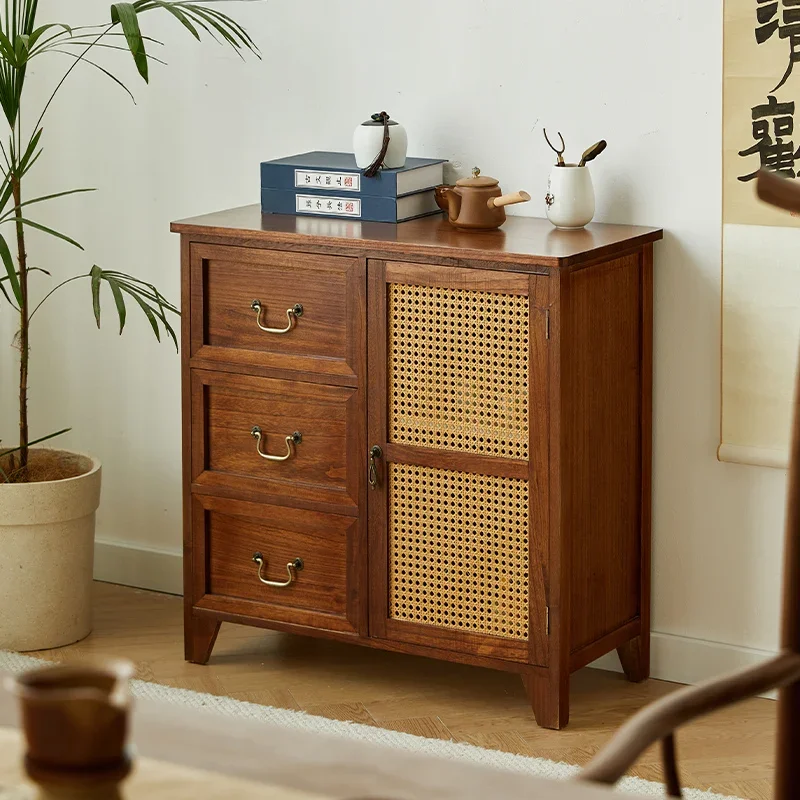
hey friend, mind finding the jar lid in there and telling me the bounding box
[455,167,499,188]
[361,112,399,126]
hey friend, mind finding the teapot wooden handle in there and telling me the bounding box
[488,190,531,209]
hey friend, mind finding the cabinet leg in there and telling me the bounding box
[185,616,221,665]
[522,672,570,730]
[617,633,650,683]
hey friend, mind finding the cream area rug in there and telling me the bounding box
[0,650,743,800]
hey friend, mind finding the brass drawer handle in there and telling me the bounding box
[251,300,303,334]
[368,445,383,489]
[252,552,303,588]
[251,427,302,462]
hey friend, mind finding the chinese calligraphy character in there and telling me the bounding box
[738,94,800,180]
[756,0,800,90]
[304,199,313,209]
[336,176,342,185]
[344,176,353,187]
[315,175,322,184]
[326,200,333,209]
[325,176,332,185]
[305,174,311,184]
[345,202,354,212]
[316,200,322,209]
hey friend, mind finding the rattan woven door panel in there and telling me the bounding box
[368,262,548,665]
[388,463,530,640]
[387,282,530,459]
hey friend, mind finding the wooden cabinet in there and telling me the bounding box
[173,208,662,729]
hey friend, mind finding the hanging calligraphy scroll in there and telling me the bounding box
[720,0,800,468]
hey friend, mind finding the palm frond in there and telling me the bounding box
[90,266,180,350]
[112,1,260,80]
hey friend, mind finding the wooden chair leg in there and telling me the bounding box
[522,671,570,730]
[618,633,650,683]
[185,617,221,665]
[776,681,800,799]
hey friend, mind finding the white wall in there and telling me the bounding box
[0,0,788,680]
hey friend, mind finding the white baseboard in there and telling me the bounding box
[591,632,778,697]
[94,539,182,596]
[93,541,779,693]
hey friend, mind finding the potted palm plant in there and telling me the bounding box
[0,1,258,651]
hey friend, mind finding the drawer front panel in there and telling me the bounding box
[193,495,363,634]
[190,244,364,384]
[192,370,361,514]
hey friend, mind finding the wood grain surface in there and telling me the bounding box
[178,210,661,731]
[0,687,629,800]
[0,729,325,800]
[192,495,364,636]
[13,583,778,800]
[172,206,663,270]
[561,254,645,655]
[191,370,360,514]
[190,244,364,384]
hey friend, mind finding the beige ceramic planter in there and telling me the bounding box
[0,450,101,651]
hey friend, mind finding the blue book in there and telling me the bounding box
[261,151,446,198]
[261,187,441,223]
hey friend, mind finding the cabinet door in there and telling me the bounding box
[367,261,550,666]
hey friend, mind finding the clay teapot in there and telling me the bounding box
[435,167,530,230]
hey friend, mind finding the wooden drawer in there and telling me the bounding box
[189,244,365,385]
[191,370,363,515]
[192,495,364,635]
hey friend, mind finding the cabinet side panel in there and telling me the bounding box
[564,254,644,652]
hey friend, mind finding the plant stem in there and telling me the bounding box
[13,174,28,468]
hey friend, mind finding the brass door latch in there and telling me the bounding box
[368,445,383,489]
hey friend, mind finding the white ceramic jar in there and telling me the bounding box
[545,165,595,230]
[353,115,408,169]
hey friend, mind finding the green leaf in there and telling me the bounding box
[0,275,13,305]
[151,1,200,40]
[0,30,19,65]
[27,23,73,53]
[1,428,73,482]
[0,231,20,305]
[17,217,83,249]
[89,267,178,348]
[0,186,95,224]
[90,264,102,327]
[47,50,136,103]
[19,127,43,172]
[110,2,149,82]
[125,286,161,342]
[107,275,127,333]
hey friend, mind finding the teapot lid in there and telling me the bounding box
[456,167,499,188]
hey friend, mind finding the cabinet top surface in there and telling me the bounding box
[171,205,662,268]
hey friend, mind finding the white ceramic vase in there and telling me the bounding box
[353,117,408,169]
[0,450,101,651]
[545,165,595,230]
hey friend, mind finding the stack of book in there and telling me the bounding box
[260,151,447,223]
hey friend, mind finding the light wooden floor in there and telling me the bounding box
[30,583,775,800]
